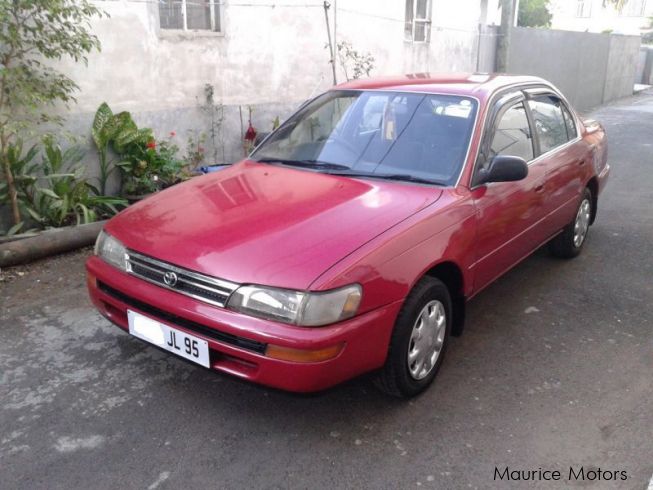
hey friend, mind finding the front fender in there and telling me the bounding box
[309,189,477,315]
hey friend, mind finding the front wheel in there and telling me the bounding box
[374,277,452,398]
[549,187,593,259]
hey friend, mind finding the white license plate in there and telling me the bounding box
[127,310,210,368]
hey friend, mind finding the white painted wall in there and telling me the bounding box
[550,0,653,34]
[65,0,486,112]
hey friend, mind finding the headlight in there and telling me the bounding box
[95,230,127,271]
[226,284,362,327]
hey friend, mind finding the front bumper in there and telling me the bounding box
[86,256,401,392]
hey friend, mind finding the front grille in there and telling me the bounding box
[125,250,238,307]
[98,281,267,354]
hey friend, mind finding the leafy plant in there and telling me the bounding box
[184,131,207,168]
[91,102,154,194]
[0,0,105,226]
[116,137,187,196]
[0,138,126,234]
[643,16,653,45]
[336,41,375,81]
[89,102,191,197]
[0,140,39,234]
[518,0,552,28]
[92,102,117,195]
[602,0,628,12]
[202,84,225,164]
[643,32,653,45]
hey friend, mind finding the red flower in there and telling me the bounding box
[244,121,257,142]
[198,146,205,153]
[146,140,156,149]
[169,131,176,137]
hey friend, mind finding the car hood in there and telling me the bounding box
[107,161,442,289]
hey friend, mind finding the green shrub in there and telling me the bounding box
[0,138,127,235]
[91,102,190,196]
[0,0,105,227]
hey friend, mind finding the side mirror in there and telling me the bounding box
[481,155,528,184]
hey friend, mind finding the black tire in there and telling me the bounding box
[549,187,593,259]
[374,277,452,398]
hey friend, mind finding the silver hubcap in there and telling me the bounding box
[573,198,591,248]
[407,300,446,380]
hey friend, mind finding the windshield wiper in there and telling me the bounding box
[328,171,444,186]
[255,159,442,185]
[255,158,351,171]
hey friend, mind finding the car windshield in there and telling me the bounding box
[251,90,478,186]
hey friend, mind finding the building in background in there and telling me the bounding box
[52,0,641,188]
[550,0,652,34]
[60,0,495,181]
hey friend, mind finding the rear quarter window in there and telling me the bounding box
[528,95,570,153]
[561,104,578,140]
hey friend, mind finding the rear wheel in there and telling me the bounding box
[374,277,451,398]
[550,187,592,259]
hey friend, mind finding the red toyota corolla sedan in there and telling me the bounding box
[86,74,609,397]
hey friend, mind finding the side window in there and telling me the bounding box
[528,95,570,153]
[561,103,577,140]
[489,102,534,163]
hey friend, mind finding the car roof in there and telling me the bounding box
[334,73,550,100]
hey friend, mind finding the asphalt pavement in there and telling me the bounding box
[1,91,652,490]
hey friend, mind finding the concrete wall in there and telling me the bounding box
[636,46,653,85]
[550,0,653,35]
[51,0,487,186]
[6,1,642,222]
[477,25,499,72]
[604,34,644,101]
[506,27,640,111]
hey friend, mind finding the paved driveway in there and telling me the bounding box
[1,92,652,490]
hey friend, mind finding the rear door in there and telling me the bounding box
[524,91,587,238]
[470,91,548,292]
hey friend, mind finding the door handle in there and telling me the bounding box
[535,183,545,193]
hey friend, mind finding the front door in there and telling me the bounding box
[470,97,548,292]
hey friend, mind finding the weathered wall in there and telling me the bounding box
[52,0,486,183]
[635,46,653,85]
[604,35,644,102]
[506,27,640,111]
[550,0,653,35]
[12,2,642,218]
[477,25,499,72]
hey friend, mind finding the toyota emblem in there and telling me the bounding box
[163,271,178,287]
